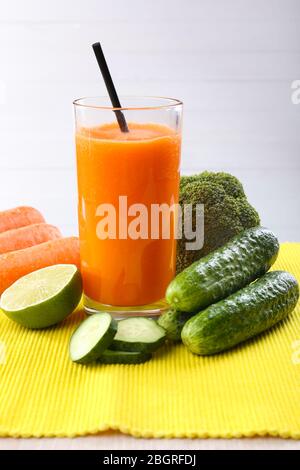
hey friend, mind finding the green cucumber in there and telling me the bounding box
[181,271,299,355]
[69,313,117,363]
[97,350,152,364]
[157,309,194,341]
[111,317,166,353]
[167,226,279,313]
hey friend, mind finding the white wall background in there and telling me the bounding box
[0,0,299,241]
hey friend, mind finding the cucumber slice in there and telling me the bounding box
[98,350,152,365]
[69,313,117,364]
[111,317,166,353]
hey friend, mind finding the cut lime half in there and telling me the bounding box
[0,264,82,329]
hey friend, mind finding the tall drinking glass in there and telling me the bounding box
[74,96,183,317]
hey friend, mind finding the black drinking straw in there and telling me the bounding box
[92,42,129,133]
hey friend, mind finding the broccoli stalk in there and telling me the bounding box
[177,172,260,273]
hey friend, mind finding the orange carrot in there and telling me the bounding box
[0,237,80,294]
[0,206,45,233]
[0,223,62,255]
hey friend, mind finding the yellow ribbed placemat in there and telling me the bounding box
[0,242,299,439]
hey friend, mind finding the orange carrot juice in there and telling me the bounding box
[76,122,181,309]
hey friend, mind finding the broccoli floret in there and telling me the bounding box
[180,171,245,198]
[177,172,260,273]
[180,174,201,191]
[195,171,246,198]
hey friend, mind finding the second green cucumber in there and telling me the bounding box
[181,271,299,355]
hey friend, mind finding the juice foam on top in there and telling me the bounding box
[78,122,177,142]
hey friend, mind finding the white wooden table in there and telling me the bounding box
[0,434,299,450]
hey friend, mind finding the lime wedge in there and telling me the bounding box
[0,264,82,329]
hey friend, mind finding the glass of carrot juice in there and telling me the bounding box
[73,97,182,317]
